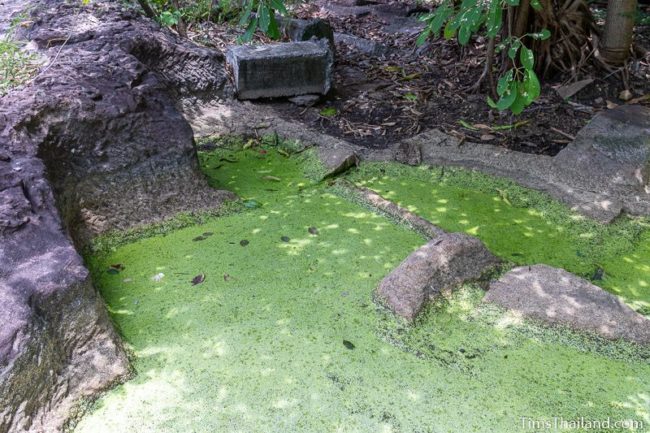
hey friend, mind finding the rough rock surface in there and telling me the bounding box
[317,142,360,179]
[376,233,500,321]
[554,105,650,194]
[394,139,421,166]
[485,265,650,344]
[334,32,390,57]
[1,1,235,432]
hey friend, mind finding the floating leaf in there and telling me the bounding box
[110,263,125,271]
[220,156,238,163]
[262,175,281,182]
[243,199,261,209]
[193,235,206,242]
[191,274,205,286]
[343,340,356,350]
[308,226,319,235]
[107,268,120,275]
[281,236,290,242]
[203,232,214,237]
[240,239,249,247]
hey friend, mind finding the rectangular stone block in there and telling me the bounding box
[227,40,333,100]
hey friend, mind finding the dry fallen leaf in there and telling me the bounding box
[618,89,633,101]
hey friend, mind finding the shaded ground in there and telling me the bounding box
[72,146,650,433]
[193,0,650,156]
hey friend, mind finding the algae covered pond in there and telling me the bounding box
[75,145,650,433]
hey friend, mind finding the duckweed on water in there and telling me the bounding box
[74,148,650,433]
[346,162,650,315]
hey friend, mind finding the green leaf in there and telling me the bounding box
[259,4,270,33]
[510,83,527,114]
[497,69,514,96]
[271,0,288,15]
[530,0,542,10]
[319,107,338,117]
[458,25,471,45]
[496,81,518,110]
[239,0,253,26]
[458,120,478,130]
[404,92,418,101]
[524,69,541,103]
[416,28,431,47]
[486,2,502,38]
[443,21,456,40]
[520,45,534,70]
[508,40,521,60]
[505,0,520,5]
[240,17,258,42]
[487,96,498,109]
[539,28,551,40]
[267,13,280,39]
[430,5,452,34]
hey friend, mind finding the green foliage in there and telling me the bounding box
[237,0,288,42]
[417,0,551,115]
[0,17,38,95]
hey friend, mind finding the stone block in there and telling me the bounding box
[376,233,499,321]
[227,40,333,100]
[485,265,650,344]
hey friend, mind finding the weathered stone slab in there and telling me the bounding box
[227,40,333,100]
[554,105,650,194]
[334,32,389,57]
[376,233,500,321]
[317,142,360,179]
[485,265,650,344]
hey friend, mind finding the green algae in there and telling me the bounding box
[346,162,650,315]
[74,149,650,433]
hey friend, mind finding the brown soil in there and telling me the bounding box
[192,0,650,157]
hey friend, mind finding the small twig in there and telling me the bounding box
[550,126,575,141]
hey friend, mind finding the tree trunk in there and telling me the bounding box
[136,0,156,19]
[600,0,638,64]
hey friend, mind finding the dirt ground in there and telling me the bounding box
[193,0,650,156]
